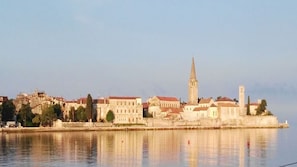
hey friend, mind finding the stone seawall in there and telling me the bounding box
[240,116,279,127]
[1,116,288,133]
[1,123,288,133]
[144,116,282,127]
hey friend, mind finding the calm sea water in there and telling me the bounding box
[0,127,296,167]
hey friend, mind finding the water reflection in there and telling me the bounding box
[0,129,277,167]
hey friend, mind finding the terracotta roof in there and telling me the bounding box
[216,97,233,102]
[156,96,179,101]
[199,98,212,104]
[109,96,140,100]
[193,107,209,111]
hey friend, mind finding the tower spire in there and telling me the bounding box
[188,57,198,104]
[190,57,197,80]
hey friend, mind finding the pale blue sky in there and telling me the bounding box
[0,1,296,121]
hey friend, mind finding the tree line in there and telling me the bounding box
[0,94,99,127]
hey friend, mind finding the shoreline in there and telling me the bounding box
[1,123,289,133]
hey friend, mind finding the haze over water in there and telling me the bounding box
[1,127,296,167]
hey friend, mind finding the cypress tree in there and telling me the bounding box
[86,94,93,121]
[1,99,16,122]
[247,96,251,115]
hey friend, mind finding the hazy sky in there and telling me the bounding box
[1,1,296,121]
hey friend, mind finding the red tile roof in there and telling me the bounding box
[156,96,179,101]
[109,96,140,100]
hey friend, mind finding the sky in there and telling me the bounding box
[0,1,296,122]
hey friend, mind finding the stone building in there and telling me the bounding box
[215,97,240,122]
[195,98,218,119]
[95,96,143,124]
[14,91,65,115]
[147,96,181,119]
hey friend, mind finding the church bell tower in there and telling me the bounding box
[188,57,198,104]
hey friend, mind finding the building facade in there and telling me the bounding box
[147,96,181,118]
[215,97,240,122]
[95,96,143,124]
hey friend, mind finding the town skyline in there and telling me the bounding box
[1,1,296,122]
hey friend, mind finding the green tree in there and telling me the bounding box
[53,104,63,120]
[106,110,115,123]
[247,96,251,115]
[1,99,16,122]
[32,114,41,126]
[256,99,267,115]
[86,94,93,121]
[41,105,57,127]
[17,103,34,127]
[76,106,87,122]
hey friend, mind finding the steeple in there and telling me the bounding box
[188,57,198,104]
[190,57,197,80]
